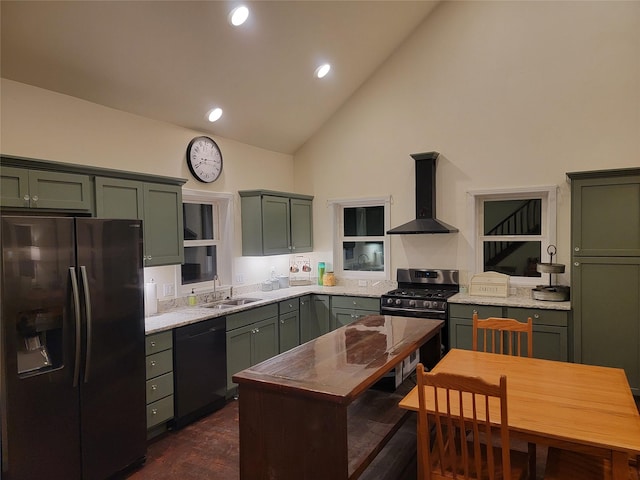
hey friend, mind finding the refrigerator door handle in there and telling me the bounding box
[69,267,82,388]
[80,266,93,383]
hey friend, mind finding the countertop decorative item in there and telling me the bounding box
[322,271,336,286]
[289,255,311,285]
[532,245,570,301]
[186,136,223,183]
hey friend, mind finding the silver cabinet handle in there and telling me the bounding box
[534,314,540,319]
[23,194,30,207]
[151,409,158,415]
[32,195,39,203]
[150,360,156,367]
[150,341,156,347]
[69,267,82,388]
[574,247,580,251]
[280,320,285,324]
[151,384,158,391]
[574,262,580,267]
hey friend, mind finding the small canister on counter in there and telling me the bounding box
[318,262,325,285]
[322,271,336,287]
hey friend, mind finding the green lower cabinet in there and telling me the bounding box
[226,308,279,395]
[279,298,300,353]
[330,296,380,330]
[448,304,570,362]
[572,257,640,395]
[300,295,331,343]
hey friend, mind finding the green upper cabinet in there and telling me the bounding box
[95,177,184,266]
[569,171,640,257]
[239,190,313,256]
[1,166,92,211]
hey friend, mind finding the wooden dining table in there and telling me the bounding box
[399,349,640,480]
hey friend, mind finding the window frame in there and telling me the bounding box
[177,189,234,294]
[467,186,557,287]
[330,196,391,281]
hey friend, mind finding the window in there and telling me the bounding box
[468,186,556,285]
[331,197,391,280]
[180,189,233,293]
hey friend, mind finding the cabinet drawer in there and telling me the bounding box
[146,372,174,404]
[146,331,173,355]
[331,296,380,312]
[146,395,174,428]
[227,304,278,331]
[506,308,568,327]
[449,304,502,319]
[279,298,300,315]
[146,349,173,379]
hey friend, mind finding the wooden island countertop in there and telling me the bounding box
[232,315,443,480]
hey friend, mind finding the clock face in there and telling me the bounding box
[186,136,223,183]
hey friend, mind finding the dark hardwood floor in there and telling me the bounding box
[126,396,640,480]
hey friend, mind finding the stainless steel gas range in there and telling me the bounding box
[380,268,459,351]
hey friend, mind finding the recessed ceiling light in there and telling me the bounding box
[229,6,249,26]
[315,63,331,79]
[208,108,223,122]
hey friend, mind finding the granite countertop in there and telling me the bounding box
[449,292,571,310]
[145,283,391,335]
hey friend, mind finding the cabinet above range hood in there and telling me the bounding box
[387,152,458,234]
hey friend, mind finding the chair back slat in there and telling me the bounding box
[472,313,533,358]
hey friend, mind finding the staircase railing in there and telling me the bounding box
[484,200,541,267]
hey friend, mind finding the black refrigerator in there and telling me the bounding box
[0,216,147,480]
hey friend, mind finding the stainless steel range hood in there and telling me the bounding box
[387,152,458,234]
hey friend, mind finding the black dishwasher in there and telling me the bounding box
[173,316,227,429]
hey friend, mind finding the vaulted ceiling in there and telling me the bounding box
[1,1,439,154]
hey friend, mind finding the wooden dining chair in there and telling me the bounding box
[472,313,533,358]
[543,447,639,480]
[415,363,529,480]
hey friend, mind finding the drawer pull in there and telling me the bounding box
[150,360,156,367]
[151,384,157,390]
[534,314,540,319]
[150,341,156,347]
[151,408,158,415]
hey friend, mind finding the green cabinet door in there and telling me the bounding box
[300,295,331,343]
[1,166,29,207]
[290,197,313,253]
[262,195,291,255]
[278,298,300,353]
[143,183,184,266]
[226,313,279,394]
[1,166,92,211]
[279,310,300,353]
[252,316,279,365]
[572,257,640,394]
[571,174,640,257]
[95,177,144,219]
[226,325,253,392]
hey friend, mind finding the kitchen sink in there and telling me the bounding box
[221,298,261,306]
[204,303,235,310]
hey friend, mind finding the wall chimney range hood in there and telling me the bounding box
[386,152,458,234]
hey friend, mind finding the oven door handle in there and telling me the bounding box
[381,306,446,315]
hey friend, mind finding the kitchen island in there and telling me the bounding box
[232,315,443,480]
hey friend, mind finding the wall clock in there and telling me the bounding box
[186,136,223,183]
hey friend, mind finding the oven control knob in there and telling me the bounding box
[423,301,431,309]
[386,298,394,305]
[395,299,402,306]
[408,300,416,307]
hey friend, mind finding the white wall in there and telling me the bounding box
[294,1,640,285]
[0,79,296,290]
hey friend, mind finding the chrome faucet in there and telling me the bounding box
[357,254,369,266]
[213,274,219,298]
